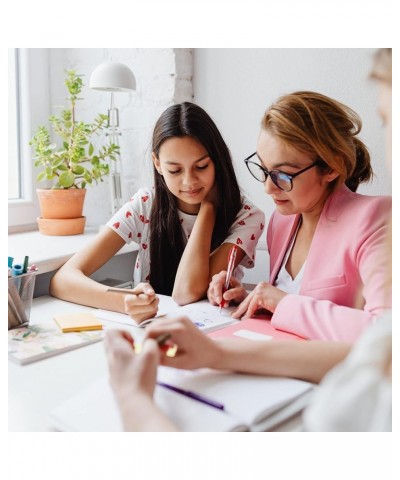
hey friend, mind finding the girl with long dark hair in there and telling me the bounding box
[51,102,264,321]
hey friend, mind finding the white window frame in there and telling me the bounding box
[8,49,50,232]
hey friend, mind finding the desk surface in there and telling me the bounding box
[9,296,304,432]
[8,296,146,432]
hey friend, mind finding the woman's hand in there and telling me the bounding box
[231,281,288,319]
[145,316,221,370]
[123,282,159,323]
[207,271,248,307]
[104,330,160,402]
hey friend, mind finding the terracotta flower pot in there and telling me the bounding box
[37,216,86,236]
[37,188,86,219]
[36,189,87,235]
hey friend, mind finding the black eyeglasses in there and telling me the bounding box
[244,152,319,192]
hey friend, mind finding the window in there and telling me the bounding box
[8,49,50,231]
[8,49,21,200]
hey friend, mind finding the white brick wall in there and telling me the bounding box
[49,48,193,226]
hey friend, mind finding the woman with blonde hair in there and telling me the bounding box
[208,90,391,342]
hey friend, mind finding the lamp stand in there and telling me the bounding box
[107,92,123,213]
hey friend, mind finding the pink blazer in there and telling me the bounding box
[267,185,391,342]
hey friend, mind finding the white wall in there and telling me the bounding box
[45,48,390,233]
[193,49,391,226]
[47,48,193,226]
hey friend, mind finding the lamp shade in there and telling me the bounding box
[90,61,136,92]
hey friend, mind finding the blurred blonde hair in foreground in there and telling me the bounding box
[371,48,392,307]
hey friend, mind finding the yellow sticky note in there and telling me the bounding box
[53,312,103,332]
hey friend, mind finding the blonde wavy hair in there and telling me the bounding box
[370,48,392,86]
[261,91,373,192]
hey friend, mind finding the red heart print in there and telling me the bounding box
[238,220,245,225]
[141,195,149,202]
[244,205,251,210]
[260,223,264,230]
[136,261,139,269]
[137,232,142,238]
[128,232,132,239]
[179,218,184,224]
[236,238,243,245]
[126,211,132,218]
[248,260,254,266]
[142,243,148,250]
[113,222,120,229]
[251,234,255,240]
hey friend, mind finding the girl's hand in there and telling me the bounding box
[123,282,159,323]
[202,182,219,208]
[145,316,220,370]
[231,281,287,319]
[207,271,248,306]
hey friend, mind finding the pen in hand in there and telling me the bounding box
[219,244,238,313]
[134,332,178,358]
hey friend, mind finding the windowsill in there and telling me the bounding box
[8,226,139,274]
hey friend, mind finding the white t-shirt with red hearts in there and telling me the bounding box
[106,187,265,288]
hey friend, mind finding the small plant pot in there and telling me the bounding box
[37,216,86,236]
[37,189,86,219]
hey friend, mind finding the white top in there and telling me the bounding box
[107,187,265,287]
[274,221,305,294]
[303,312,392,431]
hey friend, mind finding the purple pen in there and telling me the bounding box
[157,381,225,411]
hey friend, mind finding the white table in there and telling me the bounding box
[8,296,145,432]
[9,296,304,432]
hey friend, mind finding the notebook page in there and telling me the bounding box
[96,296,237,333]
[158,366,313,427]
[50,376,246,432]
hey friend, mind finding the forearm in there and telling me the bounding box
[211,339,351,384]
[173,203,216,304]
[117,391,178,432]
[272,295,382,341]
[50,266,126,313]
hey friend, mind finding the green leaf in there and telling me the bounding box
[88,143,94,156]
[72,165,84,175]
[37,171,47,182]
[59,171,75,188]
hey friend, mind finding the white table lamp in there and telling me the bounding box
[90,62,136,213]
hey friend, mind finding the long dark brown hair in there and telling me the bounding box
[149,102,242,295]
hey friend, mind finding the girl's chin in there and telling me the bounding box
[177,198,202,214]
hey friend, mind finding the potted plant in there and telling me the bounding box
[30,70,119,235]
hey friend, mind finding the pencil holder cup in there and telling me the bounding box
[8,272,36,330]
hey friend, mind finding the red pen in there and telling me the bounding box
[219,244,238,312]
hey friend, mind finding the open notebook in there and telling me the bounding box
[95,295,238,333]
[50,366,313,432]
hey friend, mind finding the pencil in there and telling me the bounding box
[107,288,139,294]
[134,332,177,358]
